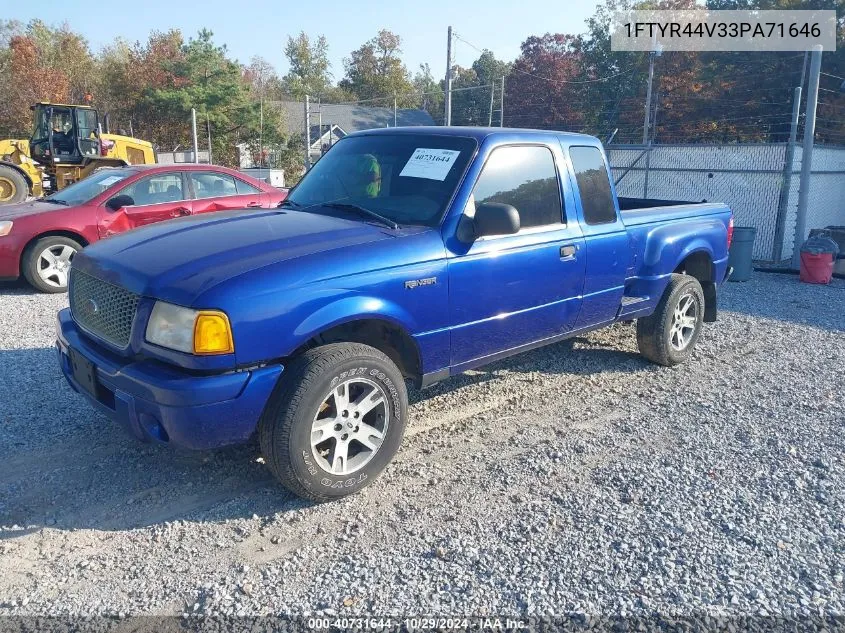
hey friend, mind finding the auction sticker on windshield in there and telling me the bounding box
[400,148,461,181]
[98,175,126,187]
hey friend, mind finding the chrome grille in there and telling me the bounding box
[69,269,139,348]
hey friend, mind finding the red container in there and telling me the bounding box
[799,252,835,284]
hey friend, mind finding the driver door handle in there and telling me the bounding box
[560,244,578,260]
[246,201,262,208]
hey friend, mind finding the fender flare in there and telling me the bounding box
[288,295,420,355]
[642,218,721,274]
[673,241,716,275]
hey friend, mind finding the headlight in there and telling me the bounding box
[145,301,234,355]
[0,221,12,237]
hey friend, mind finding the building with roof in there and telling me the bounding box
[279,101,436,161]
[237,101,437,169]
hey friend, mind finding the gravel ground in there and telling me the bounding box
[0,272,843,624]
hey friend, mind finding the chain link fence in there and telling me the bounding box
[607,143,845,263]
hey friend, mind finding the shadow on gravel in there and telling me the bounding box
[0,279,39,295]
[0,347,308,536]
[409,336,646,405]
[1,336,645,535]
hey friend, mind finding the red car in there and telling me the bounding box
[0,164,287,293]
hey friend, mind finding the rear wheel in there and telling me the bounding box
[0,164,28,204]
[636,273,705,366]
[259,343,408,501]
[22,236,82,293]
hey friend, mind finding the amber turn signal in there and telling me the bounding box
[193,311,234,355]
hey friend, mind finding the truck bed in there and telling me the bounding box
[618,197,729,227]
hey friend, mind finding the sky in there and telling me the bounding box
[6,0,598,78]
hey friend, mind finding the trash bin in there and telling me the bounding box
[799,233,839,285]
[727,226,757,282]
[810,226,845,276]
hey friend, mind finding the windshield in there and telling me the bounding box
[286,133,477,227]
[47,169,135,206]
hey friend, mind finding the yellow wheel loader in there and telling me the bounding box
[0,103,156,204]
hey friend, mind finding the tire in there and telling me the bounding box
[636,273,705,367]
[0,164,29,205]
[259,342,408,501]
[22,235,82,293]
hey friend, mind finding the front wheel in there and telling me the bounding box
[22,236,82,293]
[636,273,705,366]
[259,343,408,501]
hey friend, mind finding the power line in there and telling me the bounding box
[451,32,486,56]
[454,30,634,85]
[510,65,636,85]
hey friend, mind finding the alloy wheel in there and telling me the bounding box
[310,377,389,476]
[669,293,698,351]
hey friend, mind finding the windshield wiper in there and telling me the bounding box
[322,202,399,229]
[37,198,69,205]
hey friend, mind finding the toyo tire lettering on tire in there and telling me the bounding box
[259,343,408,501]
[320,474,368,489]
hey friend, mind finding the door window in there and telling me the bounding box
[471,145,562,229]
[120,173,185,206]
[569,146,616,225]
[191,172,238,199]
[76,108,99,157]
[234,178,261,195]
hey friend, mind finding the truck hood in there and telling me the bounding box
[0,200,74,220]
[73,208,396,305]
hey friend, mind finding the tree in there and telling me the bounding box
[413,63,443,122]
[246,55,284,102]
[282,32,332,99]
[0,35,71,137]
[340,30,415,105]
[95,30,186,145]
[450,51,510,126]
[504,34,585,131]
[0,19,96,137]
[140,29,264,166]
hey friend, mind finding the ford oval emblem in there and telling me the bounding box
[87,298,99,314]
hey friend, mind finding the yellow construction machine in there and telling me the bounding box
[0,102,156,204]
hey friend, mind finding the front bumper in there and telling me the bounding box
[56,308,283,450]
[0,235,23,279]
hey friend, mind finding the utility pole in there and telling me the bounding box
[318,98,323,155]
[259,67,264,168]
[206,112,212,165]
[791,45,823,269]
[643,49,656,145]
[444,26,453,126]
[304,95,311,170]
[500,76,505,127]
[394,94,397,127]
[772,86,802,261]
[191,108,199,163]
[643,91,659,198]
[488,83,494,126]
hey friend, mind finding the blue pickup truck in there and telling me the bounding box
[57,127,733,501]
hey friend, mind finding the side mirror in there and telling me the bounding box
[474,202,520,238]
[106,194,134,211]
